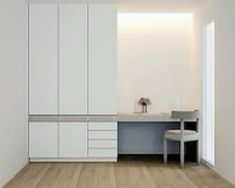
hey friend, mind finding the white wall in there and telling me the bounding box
[118,13,199,113]
[192,1,214,111]
[214,0,235,185]
[194,0,235,185]
[0,0,28,187]
[193,0,214,166]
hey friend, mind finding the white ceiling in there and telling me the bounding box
[29,0,206,12]
[117,0,205,12]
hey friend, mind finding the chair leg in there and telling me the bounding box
[180,140,184,168]
[163,137,167,164]
[197,140,201,165]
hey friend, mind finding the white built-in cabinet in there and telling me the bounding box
[29,4,117,115]
[59,4,88,114]
[59,123,87,158]
[29,3,117,161]
[29,5,58,114]
[29,122,88,159]
[89,5,117,114]
[88,122,117,158]
[29,123,58,158]
[29,122,117,160]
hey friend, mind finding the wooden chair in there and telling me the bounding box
[163,111,200,168]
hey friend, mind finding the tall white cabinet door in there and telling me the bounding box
[59,4,87,114]
[59,123,87,158]
[29,4,58,114]
[89,4,117,115]
[29,123,58,158]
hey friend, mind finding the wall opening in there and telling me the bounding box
[203,21,215,166]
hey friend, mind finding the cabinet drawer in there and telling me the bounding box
[89,140,117,148]
[88,131,117,140]
[88,122,117,131]
[88,149,117,158]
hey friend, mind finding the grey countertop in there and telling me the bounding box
[29,113,196,122]
[117,113,178,122]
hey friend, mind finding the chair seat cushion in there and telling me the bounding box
[165,130,199,141]
[166,130,197,135]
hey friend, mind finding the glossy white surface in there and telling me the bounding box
[29,123,58,158]
[88,122,118,158]
[59,122,87,158]
[88,148,117,157]
[29,4,58,114]
[59,4,88,114]
[89,140,117,148]
[89,131,117,140]
[88,122,117,130]
[89,4,117,114]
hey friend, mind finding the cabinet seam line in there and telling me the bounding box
[87,4,89,158]
[57,4,60,158]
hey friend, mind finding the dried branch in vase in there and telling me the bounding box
[138,97,151,113]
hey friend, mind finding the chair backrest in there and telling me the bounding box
[171,110,200,120]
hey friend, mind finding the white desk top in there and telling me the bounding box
[29,113,196,122]
[117,113,180,122]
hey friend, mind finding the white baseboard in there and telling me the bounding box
[30,158,117,162]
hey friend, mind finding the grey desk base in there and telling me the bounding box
[118,122,180,154]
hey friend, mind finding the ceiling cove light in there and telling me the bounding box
[118,13,192,23]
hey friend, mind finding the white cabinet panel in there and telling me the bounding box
[88,122,117,130]
[29,4,58,114]
[29,123,58,158]
[88,149,117,158]
[89,140,117,148]
[89,4,117,114]
[59,122,87,158]
[59,4,87,114]
[89,131,117,140]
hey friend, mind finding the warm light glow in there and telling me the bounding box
[118,12,194,113]
[118,13,192,23]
